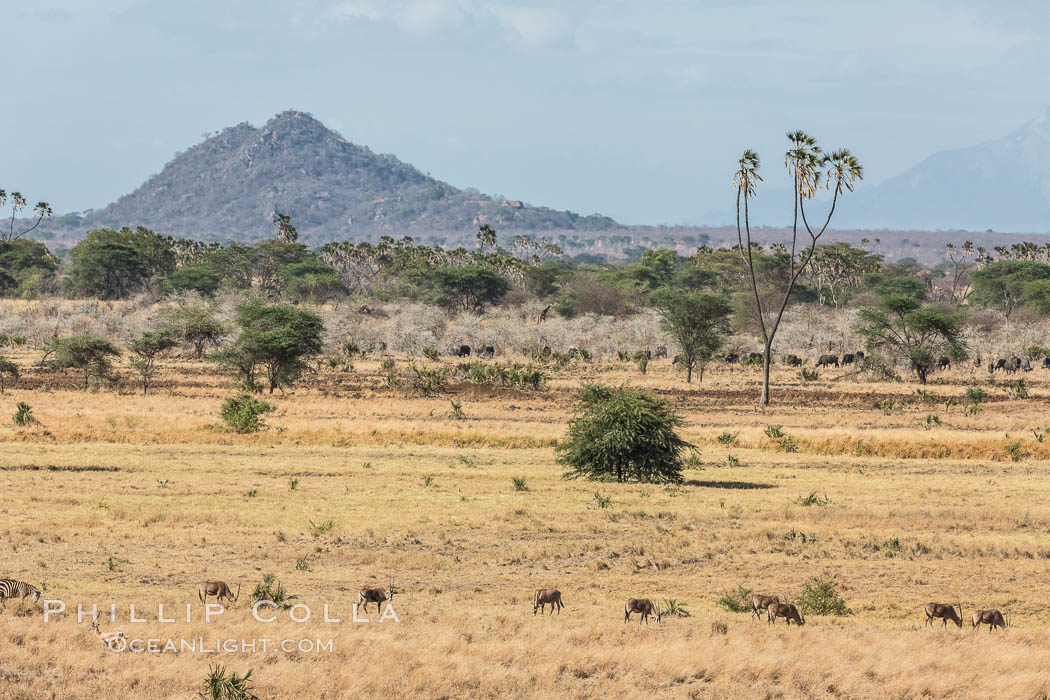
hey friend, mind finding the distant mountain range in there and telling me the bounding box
[42,110,616,245]
[700,108,1050,234]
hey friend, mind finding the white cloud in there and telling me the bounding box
[395,0,467,35]
[491,6,571,47]
[328,1,573,46]
[330,0,387,22]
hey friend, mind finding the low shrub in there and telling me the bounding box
[220,394,274,434]
[795,577,852,616]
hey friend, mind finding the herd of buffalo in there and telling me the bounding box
[446,342,1050,376]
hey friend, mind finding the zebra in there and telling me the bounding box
[0,579,41,611]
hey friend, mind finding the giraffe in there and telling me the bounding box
[535,303,552,323]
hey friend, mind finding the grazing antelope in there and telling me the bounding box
[358,580,395,614]
[751,594,779,621]
[0,579,41,611]
[198,581,240,606]
[768,602,805,626]
[533,588,564,615]
[924,602,963,628]
[90,614,126,649]
[624,598,661,624]
[972,609,1008,633]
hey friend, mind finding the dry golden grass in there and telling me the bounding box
[1,343,1049,698]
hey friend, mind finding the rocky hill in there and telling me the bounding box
[53,110,616,244]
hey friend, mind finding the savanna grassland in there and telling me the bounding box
[1,315,1050,699]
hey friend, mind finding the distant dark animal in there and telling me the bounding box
[1005,357,1022,374]
[533,588,564,615]
[784,355,802,367]
[541,346,552,359]
[624,598,661,624]
[654,346,668,359]
[480,346,495,359]
[841,353,855,365]
[925,602,963,628]
[971,609,1007,633]
[974,355,982,367]
[816,354,839,368]
[1043,357,1050,369]
[994,358,1007,371]
[643,349,652,361]
[745,352,762,363]
[358,580,395,614]
[768,602,805,626]
[378,342,388,352]
[567,347,580,359]
[751,594,779,621]
[1022,359,1033,372]
[855,351,865,360]
[937,356,951,370]
[358,304,373,315]
[672,355,682,366]
[987,362,995,373]
[724,353,739,364]
[456,345,471,358]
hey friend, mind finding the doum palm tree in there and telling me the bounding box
[735,132,862,405]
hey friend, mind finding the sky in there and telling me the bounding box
[3,0,1049,225]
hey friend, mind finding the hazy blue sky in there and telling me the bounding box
[3,0,1048,225]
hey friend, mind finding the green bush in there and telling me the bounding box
[12,401,37,426]
[198,664,260,700]
[716,584,754,613]
[400,365,448,396]
[558,383,690,483]
[249,573,296,609]
[795,577,852,616]
[220,394,274,433]
[453,362,547,390]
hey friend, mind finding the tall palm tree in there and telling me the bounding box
[735,134,862,405]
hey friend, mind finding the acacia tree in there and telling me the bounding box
[970,260,1050,319]
[652,289,731,383]
[44,335,121,388]
[855,295,965,384]
[129,330,178,394]
[0,189,52,242]
[735,133,863,405]
[212,301,324,393]
[165,303,226,359]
